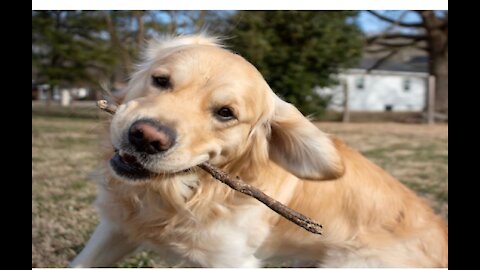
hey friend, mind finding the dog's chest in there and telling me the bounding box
[104,178,272,267]
[151,202,271,267]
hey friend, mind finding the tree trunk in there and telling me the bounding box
[421,10,448,114]
[105,11,132,80]
[168,11,178,34]
[135,11,145,52]
[194,11,207,32]
[431,51,448,114]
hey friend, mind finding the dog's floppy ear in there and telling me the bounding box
[268,96,345,180]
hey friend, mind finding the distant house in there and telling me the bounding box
[32,81,51,100]
[31,81,93,101]
[318,56,429,112]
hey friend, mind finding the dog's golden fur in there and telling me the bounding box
[71,34,447,267]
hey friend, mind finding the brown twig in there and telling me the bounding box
[96,100,323,235]
[96,100,118,115]
[197,162,323,234]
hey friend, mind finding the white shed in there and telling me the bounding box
[318,58,429,112]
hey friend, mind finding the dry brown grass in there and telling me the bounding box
[318,122,448,219]
[32,107,448,267]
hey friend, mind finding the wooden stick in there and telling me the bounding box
[96,100,323,235]
[97,100,118,115]
[197,162,323,234]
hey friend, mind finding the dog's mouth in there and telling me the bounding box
[110,149,194,181]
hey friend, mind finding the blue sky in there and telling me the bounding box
[150,11,429,35]
[356,11,423,34]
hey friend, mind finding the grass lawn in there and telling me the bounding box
[32,104,448,267]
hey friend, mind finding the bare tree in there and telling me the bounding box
[134,11,145,52]
[366,11,448,114]
[105,11,133,83]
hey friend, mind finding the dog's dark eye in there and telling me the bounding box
[152,76,171,89]
[215,107,236,121]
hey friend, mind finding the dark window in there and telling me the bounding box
[356,76,365,90]
[403,79,411,92]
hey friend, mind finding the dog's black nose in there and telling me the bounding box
[128,119,176,154]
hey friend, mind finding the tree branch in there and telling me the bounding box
[374,40,423,48]
[366,49,399,72]
[367,39,428,52]
[367,33,427,44]
[367,10,423,28]
[96,100,323,235]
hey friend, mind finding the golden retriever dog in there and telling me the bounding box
[70,34,448,267]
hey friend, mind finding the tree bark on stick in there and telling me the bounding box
[96,100,323,235]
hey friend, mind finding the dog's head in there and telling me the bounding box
[109,35,344,182]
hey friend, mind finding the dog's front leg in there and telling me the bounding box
[70,219,139,267]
